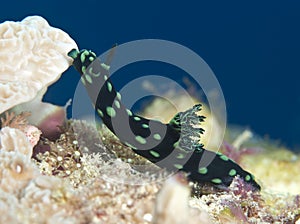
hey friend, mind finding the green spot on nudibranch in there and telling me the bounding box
[106,107,116,117]
[85,74,92,84]
[142,124,149,128]
[245,175,251,181]
[101,63,110,71]
[173,141,179,148]
[153,133,161,140]
[219,154,229,161]
[126,109,133,116]
[89,56,94,61]
[124,142,137,150]
[149,150,160,158]
[97,109,104,117]
[176,153,185,159]
[80,51,87,63]
[80,76,86,86]
[198,167,208,174]
[104,75,108,81]
[82,66,86,73]
[211,178,222,184]
[134,116,141,121]
[116,92,121,100]
[114,100,120,109]
[89,67,100,77]
[89,51,96,57]
[174,164,183,169]
[228,169,237,176]
[107,82,112,92]
[135,135,147,144]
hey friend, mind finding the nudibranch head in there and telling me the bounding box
[68,49,79,60]
[68,49,98,75]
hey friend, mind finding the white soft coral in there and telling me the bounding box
[0,127,34,157]
[0,15,78,113]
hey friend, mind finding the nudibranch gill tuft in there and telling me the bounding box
[68,48,261,191]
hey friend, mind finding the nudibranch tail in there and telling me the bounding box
[68,48,261,191]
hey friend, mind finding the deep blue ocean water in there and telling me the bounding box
[1,1,300,150]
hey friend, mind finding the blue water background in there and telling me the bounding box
[1,1,300,149]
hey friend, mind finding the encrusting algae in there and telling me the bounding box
[0,15,300,223]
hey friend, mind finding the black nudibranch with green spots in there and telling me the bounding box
[68,48,261,191]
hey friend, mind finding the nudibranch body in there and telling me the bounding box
[68,48,261,191]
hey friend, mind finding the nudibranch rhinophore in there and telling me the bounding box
[68,48,261,191]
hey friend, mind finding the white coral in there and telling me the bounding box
[0,151,37,194]
[0,127,40,194]
[0,15,78,113]
[0,132,79,223]
[153,173,212,224]
[153,173,190,224]
[0,127,33,158]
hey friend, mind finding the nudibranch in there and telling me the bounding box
[68,48,261,191]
